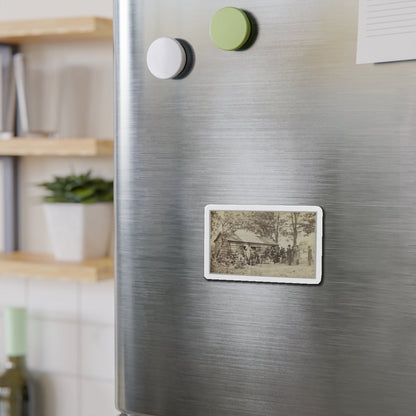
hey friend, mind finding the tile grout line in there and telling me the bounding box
[28,315,114,328]
[26,370,114,383]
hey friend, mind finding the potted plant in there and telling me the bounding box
[39,171,113,262]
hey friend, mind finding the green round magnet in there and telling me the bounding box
[210,7,252,51]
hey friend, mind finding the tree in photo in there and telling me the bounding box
[210,211,247,243]
[246,211,287,244]
[289,212,316,246]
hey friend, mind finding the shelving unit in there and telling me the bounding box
[0,17,114,282]
[0,252,113,282]
[0,138,113,156]
[0,17,113,44]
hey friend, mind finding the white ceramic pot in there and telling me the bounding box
[43,202,113,262]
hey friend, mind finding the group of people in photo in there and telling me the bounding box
[241,244,313,267]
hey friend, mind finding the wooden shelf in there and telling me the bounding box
[0,17,112,44]
[0,137,113,156]
[0,252,113,282]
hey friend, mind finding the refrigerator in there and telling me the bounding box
[114,1,416,415]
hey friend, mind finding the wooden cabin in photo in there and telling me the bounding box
[213,229,277,260]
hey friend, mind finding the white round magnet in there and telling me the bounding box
[146,37,187,80]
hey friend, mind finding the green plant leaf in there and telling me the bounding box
[39,171,113,204]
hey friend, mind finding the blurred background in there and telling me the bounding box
[0,0,115,415]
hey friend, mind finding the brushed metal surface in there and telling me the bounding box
[114,1,416,415]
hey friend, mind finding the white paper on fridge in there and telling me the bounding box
[357,0,416,64]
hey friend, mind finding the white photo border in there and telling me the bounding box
[204,205,323,285]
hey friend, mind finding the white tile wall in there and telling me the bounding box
[0,279,116,416]
[27,318,79,375]
[28,279,78,320]
[80,280,115,325]
[80,324,115,381]
[0,276,27,308]
[80,379,116,416]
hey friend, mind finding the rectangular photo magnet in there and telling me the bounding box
[204,205,323,284]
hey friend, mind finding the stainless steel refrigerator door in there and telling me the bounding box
[114,0,416,415]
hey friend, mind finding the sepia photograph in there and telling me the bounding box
[204,205,323,284]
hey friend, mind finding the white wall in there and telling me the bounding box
[0,1,116,416]
[0,0,112,21]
